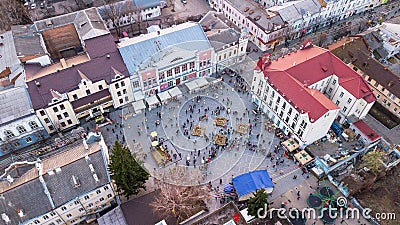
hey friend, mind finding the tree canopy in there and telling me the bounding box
[108,141,149,199]
[360,150,384,174]
[247,189,269,218]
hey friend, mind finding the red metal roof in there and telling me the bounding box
[256,46,376,121]
[353,120,381,142]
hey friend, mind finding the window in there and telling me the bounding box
[48,125,54,131]
[107,193,113,198]
[117,91,121,97]
[159,72,165,80]
[115,83,120,89]
[25,137,32,143]
[336,100,340,105]
[282,102,286,109]
[43,215,49,220]
[84,195,90,200]
[218,55,222,61]
[189,62,195,69]
[294,113,299,121]
[50,212,56,216]
[123,89,127,94]
[63,112,69,117]
[66,214,72,218]
[332,79,336,85]
[174,67,180,74]
[125,96,129,102]
[13,142,20,147]
[72,94,78,100]
[143,81,147,87]
[98,85,103,90]
[86,89,91,95]
[167,69,173,77]
[74,200,80,205]
[60,104,65,110]
[57,115,62,120]
[328,88,333,94]
[56,219,62,224]
[60,122,66,127]
[88,203,94,208]
[343,106,347,113]
[374,82,379,87]
[288,108,292,115]
[61,206,67,211]
[182,64,187,72]
[79,208,85,212]
[96,190,102,194]
[34,220,40,224]
[53,107,58,112]
[381,87,386,92]
[17,126,26,134]
[119,99,123,104]
[104,186,110,191]
[394,108,398,112]
[347,98,352,104]
[4,130,14,139]
[67,119,72,125]
[29,121,39,129]
[339,92,344,98]
[121,81,125,86]
[40,110,46,116]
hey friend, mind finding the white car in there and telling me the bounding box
[30,3,37,9]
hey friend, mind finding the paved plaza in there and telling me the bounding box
[120,75,303,192]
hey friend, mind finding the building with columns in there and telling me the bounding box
[251,42,375,147]
[118,22,215,98]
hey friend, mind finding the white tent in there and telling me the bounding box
[157,91,171,103]
[132,100,146,113]
[168,87,182,98]
[185,80,198,92]
[146,95,160,108]
[196,77,209,88]
[133,91,144,101]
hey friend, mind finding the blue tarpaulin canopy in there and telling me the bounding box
[232,170,274,201]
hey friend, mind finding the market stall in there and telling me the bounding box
[294,150,314,166]
[192,125,205,136]
[132,100,146,114]
[214,134,227,146]
[282,138,299,153]
[214,117,227,127]
[235,123,249,134]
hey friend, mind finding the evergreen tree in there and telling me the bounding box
[360,150,384,174]
[108,141,149,199]
[247,189,269,218]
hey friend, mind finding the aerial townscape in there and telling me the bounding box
[1,0,400,224]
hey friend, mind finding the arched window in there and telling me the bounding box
[17,126,26,134]
[29,121,38,129]
[4,130,14,138]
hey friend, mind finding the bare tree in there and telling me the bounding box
[317,32,328,47]
[150,178,209,222]
[0,0,32,31]
[131,4,144,35]
[101,0,128,36]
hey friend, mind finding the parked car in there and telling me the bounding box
[181,0,187,4]
[40,2,45,9]
[30,3,37,9]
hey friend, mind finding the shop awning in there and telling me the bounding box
[185,80,198,91]
[196,77,209,88]
[132,100,146,112]
[294,150,314,165]
[168,87,182,98]
[146,95,159,106]
[157,91,171,103]
[282,138,299,153]
[134,91,144,101]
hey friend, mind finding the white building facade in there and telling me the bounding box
[251,44,376,147]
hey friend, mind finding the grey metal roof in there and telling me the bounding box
[0,31,20,76]
[98,206,128,225]
[118,22,211,75]
[34,8,109,41]
[133,0,160,8]
[199,11,230,30]
[44,151,109,207]
[0,179,53,225]
[10,25,45,57]
[269,0,320,23]
[208,29,240,51]
[0,87,32,125]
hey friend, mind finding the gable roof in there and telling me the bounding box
[257,45,375,121]
[118,22,211,75]
[0,31,20,76]
[26,34,128,110]
[330,37,400,98]
[353,119,381,142]
[0,87,33,124]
